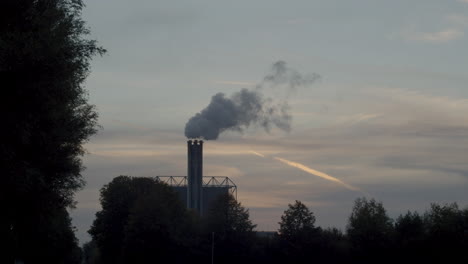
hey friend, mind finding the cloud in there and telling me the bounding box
[89,147,171,158]
[376,155,468,180]
[395,14,468,44]
[361,87,468,126]
[204,165,245,178]
[213,81,256,86]
[405,28,464,43]
[457,0,468,3]
[334,113,382,126]
[447,14,468,26]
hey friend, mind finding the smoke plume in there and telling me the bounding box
[184,61,320,140]
[263,61,321,90]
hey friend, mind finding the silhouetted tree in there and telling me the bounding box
[279,200,317,239]
[277,200,321,263]
[0,0,104,263]
[423,203,468,263]
[346,198,394,263]
[23,206,82,263]
[394,211,425,262]
[122,186,195,263]
[89,176,194,264]
[203,194,256,264]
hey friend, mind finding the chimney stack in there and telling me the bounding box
[187,139,203,215]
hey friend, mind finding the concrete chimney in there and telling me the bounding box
[187,139,203,215]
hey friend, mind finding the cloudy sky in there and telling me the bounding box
[73,0,468,243]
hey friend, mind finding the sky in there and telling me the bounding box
[73,0,468,244]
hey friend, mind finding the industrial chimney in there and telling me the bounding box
[187,139,203,215]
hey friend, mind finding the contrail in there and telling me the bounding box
[274,157,361,192]
[249,150,266,158]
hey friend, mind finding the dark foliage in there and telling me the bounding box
[0,0,103,263]
[422,203,468,263]
[82,240,101,264]
[346,197,394,263]
[277,200,321,263]
[85,179,468,264]
[89,176,195,264]
[122,187,195,263]
[394,211,425,262]
[88,179,258,264]
[279,200,317,239]
[203,194,257,264]
[273,200,351,264]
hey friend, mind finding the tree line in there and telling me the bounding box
[84,176,468,264]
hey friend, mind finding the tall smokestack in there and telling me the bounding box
[187,139,203,215]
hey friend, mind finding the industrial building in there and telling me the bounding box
[156,140,237,216]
